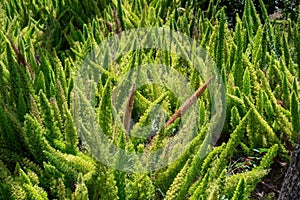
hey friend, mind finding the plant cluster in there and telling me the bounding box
[0,0,299,199]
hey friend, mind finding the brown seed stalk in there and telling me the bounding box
[8,37,34,79]
[113,7,122,35]
[123,82,136,140]
[165,75,214,128]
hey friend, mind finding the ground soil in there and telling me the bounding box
[250,160,288,199]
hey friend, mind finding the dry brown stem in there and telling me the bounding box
[165,75,214,128]
[123,83,136,140]
[8,37,34,79]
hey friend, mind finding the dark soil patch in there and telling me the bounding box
[250,159,288,199]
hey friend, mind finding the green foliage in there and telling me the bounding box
[224,169,268,199]
[230,106,241,130]
[189,170,210,200]
[35,71,46,94]
[89,163,118,200]
[98,78,112,137]
[115,133,127,200]
[73,173,88,200]
[282,72,290,108]
[231,178,246,200]
[23,114,47,164]
[255,144,279,170]
[39,91,57,140]
[64,108,78,154]
[216,8,226,70]
[259,0,279,58]
[291,92,300,133]
[164,159,190,200]
[242,67,251,96]
[233,17,244,88]
[126,172,155,200]
[0,0,299,199]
